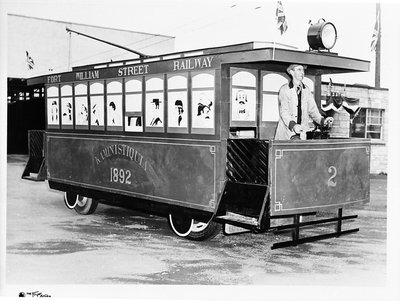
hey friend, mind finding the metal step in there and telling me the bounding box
[215,212,259,227]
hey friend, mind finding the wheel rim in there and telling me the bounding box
[76,195,88,207]
[168,214,193,237]
[190,221,208,233]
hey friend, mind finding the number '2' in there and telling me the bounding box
[328,166,337,187]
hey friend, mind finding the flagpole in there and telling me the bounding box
[68,31,72,71]
[375,2,381,88]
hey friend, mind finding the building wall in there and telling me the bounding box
[321,82,388,174]
[8,14,175,79]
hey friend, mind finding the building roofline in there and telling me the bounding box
[7,13,175,39]
[322,81,388,91]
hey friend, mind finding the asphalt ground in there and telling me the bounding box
[2,154,392,299]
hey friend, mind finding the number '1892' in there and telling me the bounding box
[110,167,132,184]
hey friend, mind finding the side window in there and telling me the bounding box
[125,78,143,132]
[74,83,89,129]
[106,80,123,131]
[145,76,164,132]
[90,82,105,130]
[46,85,60,128]
[231,69,257,127]
[351,108,384,139]
[191,71,215,134]
[60,84,73,129]
[168,74,188,133]
[262,73,287,122]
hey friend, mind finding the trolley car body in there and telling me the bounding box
[27,42,370,245]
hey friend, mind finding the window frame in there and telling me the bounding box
[350,107,384,140]
[167,73,189,134]
[106,79,124,132]
[60,84,74,129]
[46,85,60,129]
[124,76,144,133]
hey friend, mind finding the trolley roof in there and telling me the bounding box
[27,41,370,86]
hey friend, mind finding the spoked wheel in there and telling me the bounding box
[64,192,98,215]
[168,214,220,241]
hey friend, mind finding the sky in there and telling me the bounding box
[0,0,399,87]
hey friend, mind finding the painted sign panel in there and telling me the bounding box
[46,135,217,212]
[270,140,370,216]
[39,55,216,85]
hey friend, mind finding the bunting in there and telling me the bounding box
[322,79,360,121]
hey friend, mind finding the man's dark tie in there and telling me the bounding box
[297,86,302,124]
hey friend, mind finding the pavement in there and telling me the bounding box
[2,154,390,299]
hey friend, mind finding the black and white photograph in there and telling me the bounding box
[1,0,399,300]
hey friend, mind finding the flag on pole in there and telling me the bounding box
[26,51,35,70]
[276,1,288,35]
[370,9,380,51]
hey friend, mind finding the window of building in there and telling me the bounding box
[145,76,164,132]
[106,80,123,131]
[191,71,215,135]
[125,78,143,132]
[90,82,105,130]
[34,88,44,98]
[46,85,60,128]
[60,84,73,129]
[74,83,89,129]
[351,108,384,139]
[168,74,188,133]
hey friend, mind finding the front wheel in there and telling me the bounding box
[168,214,220,241]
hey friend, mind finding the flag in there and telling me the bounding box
[26,51,35,70]
[276,1,288,35]
[370,9,380,51]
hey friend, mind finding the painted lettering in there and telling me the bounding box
[95,144,147,171]
[75,70,100,81]
[47,75,61,84]
[173,56,214,71]
[173,61,180,71]
[117,64,149,77]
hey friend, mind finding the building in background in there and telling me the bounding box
[321,82,388,174]
[7,14,175,153]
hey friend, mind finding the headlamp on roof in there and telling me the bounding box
[307,19,337,51]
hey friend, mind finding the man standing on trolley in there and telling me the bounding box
[275,64,333,140]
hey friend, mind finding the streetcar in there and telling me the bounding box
[25,22,370,248]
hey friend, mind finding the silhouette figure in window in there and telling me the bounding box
[175,99,184,126]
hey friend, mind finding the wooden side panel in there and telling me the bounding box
[269,139,370,216]
[47,134,218,212]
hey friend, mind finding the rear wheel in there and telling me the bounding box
[168,214,220,241]
[63,192,98,215]
[74,195,98,215]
